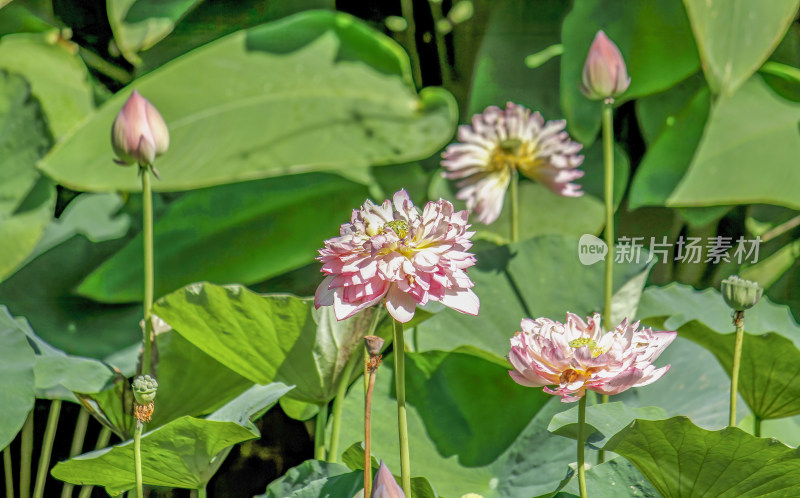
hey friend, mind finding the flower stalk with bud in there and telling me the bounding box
[721,276,763,429]
[364,335,385,497]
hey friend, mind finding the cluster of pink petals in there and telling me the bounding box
[315,189,479,323]
[508,313,676,402]
[441,102,584,225]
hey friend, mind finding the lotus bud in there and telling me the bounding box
[721,275,763,312]
[111,90,169,167]
[581,30,630,101]
[132,374,158,405]
[371,461,404,498]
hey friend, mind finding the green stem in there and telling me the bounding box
[601,102,615,331]
[198,484,207,498]
[328,353,360,463]
[141,168,155,377]
[428,0,450,88]
[4,445,14,498]
[399,0,422,88]
[754,414,762,437]
[20,412,32,498]
[364,367,377,497]
[314,403,328,461]
[78,427,111,498]
[61,409,91,497]
[577,396,588,498]
[33,400,61,498]
[730,312,745,427]
[133,421,143,498]
[393,319,412,496]
[510,170,519,243]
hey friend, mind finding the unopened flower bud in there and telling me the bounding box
[111,90,169,167]
[721,275,763,311]
[132,374,158,405]
[364,335,385,357]
[371,461,404,498]
[581,30,630,101]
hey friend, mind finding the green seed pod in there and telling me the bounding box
[721,275,763,311]
[132,374,158,405]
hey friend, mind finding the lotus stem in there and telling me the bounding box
[4,445,14,498]
[133,421,143,498]
[61,408,90,498]
[399,0,422,88]
[20,412,32,498]
[314,403,328,461]
[78,426,111,498]
[141,167,154,377]
[393,319,412,496]
[329,352,359,463]
[510,170,519,243]
[577,396,588,498]
[364,335,384,497]
[754,414,762,437]
[730,310,745,427]
[33,400,61,498]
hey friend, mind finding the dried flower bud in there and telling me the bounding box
[371,461,405,498]
[364,335,385,357]
[132,374,158,405]
[581,30,630,101]
[721,275,763,311]
[111,90,169,167]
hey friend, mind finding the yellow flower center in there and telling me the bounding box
[382,220,409,239]
[568,338,606,358]
[490,138,547,180]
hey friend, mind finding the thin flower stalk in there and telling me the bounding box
[20,413,32,498]
[4,445,13,498]
[577,396,588,498]
[393,320,411,496]
[61,408,91,498]
[364,335,384,497]
[314,404,328,461]
[33,400,61,498]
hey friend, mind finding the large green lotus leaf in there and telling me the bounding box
[256,460,362,498]
[605,417,800,497]
[549,402,667,449]
[683,0,800,98]
[0,70,55,282]
[152,283,383,404]
[629,85,710,209]
[668,76,800,210]
[0,307,35,450]
[107,0,202,64]
[0,3,55,36]
[51,382,291,495]
[39,11,456,193]
[0,33,93,137]
[468,0,571,120]
[635,73,706,145]
[616,336,738,430]
[0,231,141,358]
[0,309,118,402]
[552,459,659,498]
[560,0,700,144]
[76,173,369,303]
[638,282,800,346]
[337,349,580,498]
[416,235,648,358]
[136,0,332,74]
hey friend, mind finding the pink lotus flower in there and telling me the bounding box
[315,189,479,323]
[112,90,169,167]
[441,103,584,225]
[508,313,676,402]
[581,30,631,101]
[371,461,405,498]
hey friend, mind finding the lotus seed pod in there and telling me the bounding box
[132,374,158,405]
[721,275,763,311]
[364,335,385,357]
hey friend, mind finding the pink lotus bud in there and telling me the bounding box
[371,461,404,498]
[581,30,630,101]
[111,90,169,166]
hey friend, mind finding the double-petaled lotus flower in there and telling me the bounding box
[441,103,584,225]
[315,189,479,323]
[112,90,169,167]
[581,30,631,101]
[508,313,676,402]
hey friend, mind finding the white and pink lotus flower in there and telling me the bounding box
[508,313,676,402]
[315,189,479,323]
